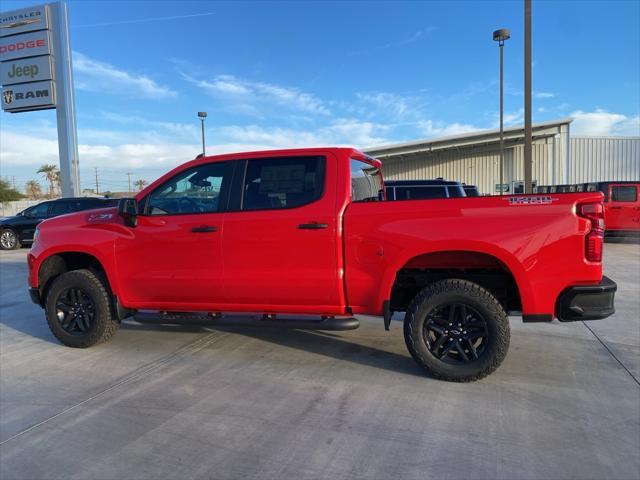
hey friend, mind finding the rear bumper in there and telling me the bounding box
[556,276,617,322]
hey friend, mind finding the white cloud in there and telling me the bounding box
[349,26,437,55]
[184,73,330,116]
[0,129,197,170]
[73,52,176,99]
[356,92,415,120]
[505,108,525,126]
[571,109,640,136]
[0,116,390,178]
[216,119,390,150]
[0,131,60,165]
[534,91,555,99]
[419,120,480,138]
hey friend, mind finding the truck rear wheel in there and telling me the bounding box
[404,279,510,382]
[45,269,119,348]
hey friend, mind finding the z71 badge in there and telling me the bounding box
[87,213,113,221]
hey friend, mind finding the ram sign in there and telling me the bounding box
[1,80,54,111]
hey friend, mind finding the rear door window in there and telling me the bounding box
[447,186,466,198]
[611,185,637,202]
[49,201,74,216]
[395,186,447,200]
[350,159,383,202]
[242,156,325,211]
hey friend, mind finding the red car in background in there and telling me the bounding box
[537,181,640,237]
[602,182,640,237]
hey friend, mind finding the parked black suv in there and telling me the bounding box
[0,197,117,250]
[384,179,467,200]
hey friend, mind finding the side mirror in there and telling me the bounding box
[117,198,139,227]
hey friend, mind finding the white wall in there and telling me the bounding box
[0,200,40,218]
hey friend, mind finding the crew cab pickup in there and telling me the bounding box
[27,148,617,381]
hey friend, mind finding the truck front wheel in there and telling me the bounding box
[404,279,510,382]
[45,269,120,348]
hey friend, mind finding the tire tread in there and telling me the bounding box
[404,278,509,382]
[45,269,119,348]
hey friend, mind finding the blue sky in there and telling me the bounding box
[1,0,639,193]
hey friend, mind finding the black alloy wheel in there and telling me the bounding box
[55,287,96,334]
[423,303,489,363]
[45,269,120,348]
[404,278,510,382]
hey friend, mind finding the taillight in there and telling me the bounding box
[578,202,605,262]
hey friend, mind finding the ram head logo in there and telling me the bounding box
[2,90,13,105]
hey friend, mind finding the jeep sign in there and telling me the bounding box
[1,80,55,111]
[0,55,52,85]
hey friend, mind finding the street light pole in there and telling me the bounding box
[524,0,533,194]
[198,111,207,156]
[493,28,510,195]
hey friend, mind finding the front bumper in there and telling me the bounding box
[556,276,617,322]
[29,287,42,307]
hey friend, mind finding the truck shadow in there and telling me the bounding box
[123,318,427,379]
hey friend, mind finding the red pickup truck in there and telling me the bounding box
[27,148,616,381]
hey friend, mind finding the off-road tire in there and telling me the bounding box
[45,269,119,348]
[404,279,510,382]
[0,229,21,250]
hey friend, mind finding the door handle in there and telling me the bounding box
[191,225,217,233]
[298,222,328,230]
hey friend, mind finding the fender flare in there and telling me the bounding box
[378,243,533,314]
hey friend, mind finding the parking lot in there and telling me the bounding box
[0,243,638,480]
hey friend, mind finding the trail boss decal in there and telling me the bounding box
[505,196,556,205]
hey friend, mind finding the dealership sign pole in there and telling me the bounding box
[0,2,80,197]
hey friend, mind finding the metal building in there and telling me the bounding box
[365,118,639,194]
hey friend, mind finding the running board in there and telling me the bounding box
[133,312,360,331]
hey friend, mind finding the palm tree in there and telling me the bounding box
[25,180,42,199]
[37,164,59,197]
[55,170,62,195]
[134,179,147,191]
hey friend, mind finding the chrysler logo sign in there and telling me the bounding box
[0,5,47,38]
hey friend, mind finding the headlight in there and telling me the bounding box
[32,227,40,243]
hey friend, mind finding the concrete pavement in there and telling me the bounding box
[1,244,638,479]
